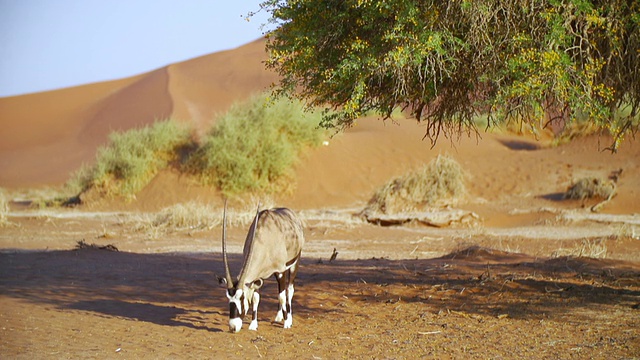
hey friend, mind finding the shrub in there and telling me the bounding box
[188,93,325,195]
[364,155,466,215]
[69,119,192,198]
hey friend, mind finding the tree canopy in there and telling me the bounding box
[259,0,639,150]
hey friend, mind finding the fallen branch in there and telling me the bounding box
[74,239,119,252]
[364,209,479,227]
[418,331,442,335]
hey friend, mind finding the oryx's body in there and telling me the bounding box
[221,204,304,333]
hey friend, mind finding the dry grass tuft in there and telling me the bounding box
[551,238,608,259]
[130,201,265,238]
[152,202,220,230]
[564,176,616,212]
[363,155,466,216]
[131,202,220,237]
[0,190,9,227]
[564,177,616,201]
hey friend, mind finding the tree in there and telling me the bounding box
[259,0,639,151]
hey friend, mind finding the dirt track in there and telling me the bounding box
[1,214,639,359]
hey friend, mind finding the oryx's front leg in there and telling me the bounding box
[248,291,260,331]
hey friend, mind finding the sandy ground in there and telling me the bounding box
[1,204,639,359]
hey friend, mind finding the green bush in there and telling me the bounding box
[364,155,466,215]
[67,94,326,200]
[70,119,191,197]
[188,94,325,195]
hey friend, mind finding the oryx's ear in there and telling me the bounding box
[249,279,263,290]
[216,275,228,286]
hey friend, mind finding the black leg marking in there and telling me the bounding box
[230,302,240,319]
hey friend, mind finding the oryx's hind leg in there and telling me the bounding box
[284,255,299,329]
[275,254,300,328]
[274,271,287,323]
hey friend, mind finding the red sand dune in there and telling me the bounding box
[0,38,638,217]
[0,39,276,187]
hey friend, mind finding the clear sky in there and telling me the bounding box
[0,0,273,97]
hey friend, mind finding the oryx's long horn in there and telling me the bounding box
[237,203,262,284]
[222,200,233,288]
[250,203,261,242]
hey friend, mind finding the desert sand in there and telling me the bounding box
[1,38,639,359]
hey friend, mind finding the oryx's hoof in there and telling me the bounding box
[229,318,243,333]
[275,311,284,323]
[284,317,293,329]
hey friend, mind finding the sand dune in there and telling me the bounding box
[0,39,275,187]
[168,38,277,131]
[0,77,138,186]
[79,68,173,142]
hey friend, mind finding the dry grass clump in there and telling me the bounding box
[131,201,264,238]
[564,177,616,201]
[152,202,220,230]
[564,176,616,212]
[551,238,608,259]
[0,189,9,227]
[363,155,466,215]
[133,202,220,236]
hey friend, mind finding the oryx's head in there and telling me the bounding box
[220,201,262,333]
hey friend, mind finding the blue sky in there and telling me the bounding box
[0,1,273,97]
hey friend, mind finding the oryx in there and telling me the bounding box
[219,202,304,333]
